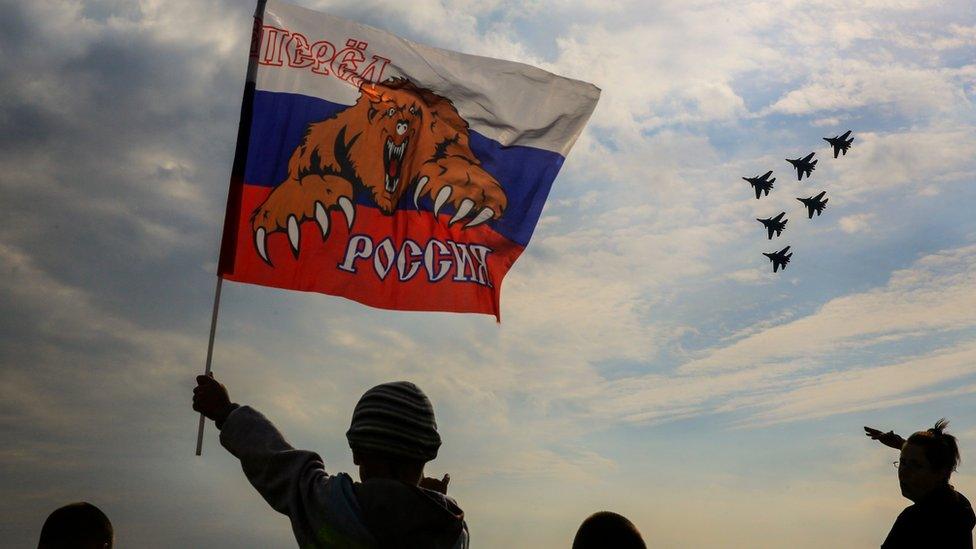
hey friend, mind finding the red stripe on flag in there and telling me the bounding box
[219,184,522,318]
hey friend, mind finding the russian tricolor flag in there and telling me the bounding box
[218,0,599,320]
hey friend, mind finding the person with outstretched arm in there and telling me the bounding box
[194,373,468,548]
[865,420,974,548]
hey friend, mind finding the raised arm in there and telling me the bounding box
[193,374,372,547]
[864,426,906,450]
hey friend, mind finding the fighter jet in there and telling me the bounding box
[757,212,788,240]
[823,130,854,158]
[763,246,793,273]
[797,191,828,219]
[743,170,775,199]
[786,152,818,181]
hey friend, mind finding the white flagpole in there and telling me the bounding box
[195,0,267,456]
[195,276,224,456]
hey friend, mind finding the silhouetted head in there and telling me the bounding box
[37,502,113,549]
[898,419,960,502]
[572,511,646,549]
[346,381,441,484]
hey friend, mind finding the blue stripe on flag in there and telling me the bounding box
[243,90,565,247]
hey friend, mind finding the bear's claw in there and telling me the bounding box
[338,197,355,229]
[314,202,329,238]
[465,207,493,228]
[413,176,429,209]
[433,186,452,217]
[256,227,269,264]
[450,199,475,226]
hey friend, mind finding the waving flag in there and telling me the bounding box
[217,0,600,319]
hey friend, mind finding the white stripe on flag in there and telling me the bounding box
[255,0,600,156]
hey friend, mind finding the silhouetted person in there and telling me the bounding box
[37,502,113,549]
[865,420,975,548]
[572,511,646,549]
[194,373,468,548]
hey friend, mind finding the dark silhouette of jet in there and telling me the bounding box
[763,246,792,273]
[797,191,828,219]
[757,212,788,240]
[743,170,775,199]
[823,130,853,158]
[786,152,817,181]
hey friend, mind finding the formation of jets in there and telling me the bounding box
[786,152,818,181]
[824,130,854,158]
[743,171,775,199]
[741,130,853,273]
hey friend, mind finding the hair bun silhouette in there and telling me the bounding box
[930,418,950,435]
[910,417,960,473]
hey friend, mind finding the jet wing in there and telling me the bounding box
[767,226,775,240]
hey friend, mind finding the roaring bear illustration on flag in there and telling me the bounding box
[250,77,507,264]
[218,0,600,319]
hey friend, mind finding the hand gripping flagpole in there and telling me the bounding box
[196,0,267,456]
[195,276,224,455]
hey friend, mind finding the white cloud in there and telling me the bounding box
[813,116,843,127]
[681,244,976,373]
[741,350,976,427]
[765,61,969,118]
[549,243,976,428]
[827,128,976,200]
[549,6,778,134]
[725,268,772,284]
[838,212,876,233]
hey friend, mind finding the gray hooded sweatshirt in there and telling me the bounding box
[220,405,469,549]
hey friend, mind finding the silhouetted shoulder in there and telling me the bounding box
[355,479,468,549]
[882,487,975,549]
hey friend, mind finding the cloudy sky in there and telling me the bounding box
[2,0,975,546]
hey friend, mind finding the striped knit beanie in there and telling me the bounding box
[346,381,441,462]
